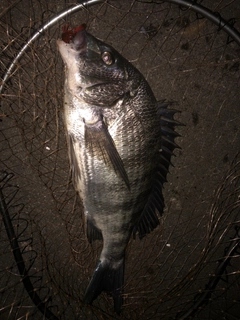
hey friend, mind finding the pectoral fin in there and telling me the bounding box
[85,119,130,189]
[68,133,81,187]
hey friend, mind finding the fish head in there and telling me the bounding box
[57,25,141,107]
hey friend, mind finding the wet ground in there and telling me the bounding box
[0,0,240,319]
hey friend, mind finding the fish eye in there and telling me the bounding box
[101,51,114,65]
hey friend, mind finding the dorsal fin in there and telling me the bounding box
[133,101,183,239]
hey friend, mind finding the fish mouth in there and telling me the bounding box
[72,29,87,52]
[60,24,87,53]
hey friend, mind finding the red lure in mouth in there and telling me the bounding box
[61,23,86,43]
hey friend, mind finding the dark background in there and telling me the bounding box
[0,1,240,319]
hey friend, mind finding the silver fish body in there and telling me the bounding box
[57,27,180,313]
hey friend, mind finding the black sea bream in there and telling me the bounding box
[57,24,180,313]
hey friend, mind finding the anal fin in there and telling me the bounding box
[87,219,103,243]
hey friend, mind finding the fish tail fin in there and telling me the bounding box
[84,259,124,314]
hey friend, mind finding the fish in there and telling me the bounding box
[57,24,181,314]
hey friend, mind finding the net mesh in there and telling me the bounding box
[0,0,240,319]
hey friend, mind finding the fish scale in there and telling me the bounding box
[57,25,181,314]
